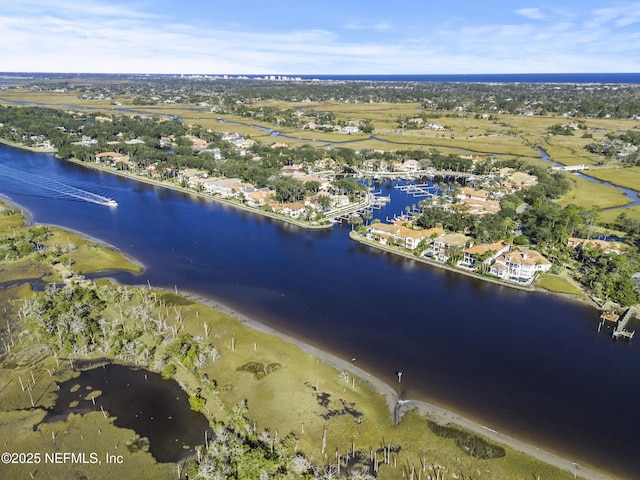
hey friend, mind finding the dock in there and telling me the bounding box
[394,183,439,198]
[329,192,390,223]
[612,308,636,341]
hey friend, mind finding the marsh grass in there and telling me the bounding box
[582,167,640,193]
[600,205,640,223]
[0,410,175,480]
[557,175,633,210]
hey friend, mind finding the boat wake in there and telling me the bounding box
[0,164,117,207]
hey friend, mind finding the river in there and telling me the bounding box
[1,144,640,479]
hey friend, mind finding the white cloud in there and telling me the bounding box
[343,21,393,31]
[514,8,546,20]
[2,0,640,74]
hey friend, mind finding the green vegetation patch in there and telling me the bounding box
[601,205,640,223]
[428,421,506,460]
[159,291,194,306]
[236,361,282,379]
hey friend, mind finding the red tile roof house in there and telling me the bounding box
[463,241,510,270]
[457,187,490,202]
[567,237,624,254]
[489,248,552,283]
[95,152,131,166]
[369,222,445,250]
[247,189,276,207]
[281,202,306,218]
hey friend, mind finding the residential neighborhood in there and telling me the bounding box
[362,218,551,285]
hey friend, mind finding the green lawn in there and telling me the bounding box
[535,273,586,298]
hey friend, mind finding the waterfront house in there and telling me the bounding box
[489,249,552,282]
[247,189,276,207]
[369,222,444,250]
[397,159,420,173]
[95,152,134,168]
[431,233,473,262]
[188,176,215,191]
[463,241,510,270]
[281,202,306,218]
[179,168,208,182]
[204,178,254,198]
[330,195,350,209]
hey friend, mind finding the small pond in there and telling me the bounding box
[43,363,210,463]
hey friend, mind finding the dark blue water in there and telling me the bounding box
[2,144,640,478]
[278,73,640,84]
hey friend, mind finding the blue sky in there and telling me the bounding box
[3,0,640,74]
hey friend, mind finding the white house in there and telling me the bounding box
[489,249,552,282]
[369,223,444,250]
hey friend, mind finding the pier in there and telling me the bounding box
[352,166,479,182]
[612,308,636,341]
[329,192,390,223]
[394,182,439,198]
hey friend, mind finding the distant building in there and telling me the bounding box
[567,237,623,255]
